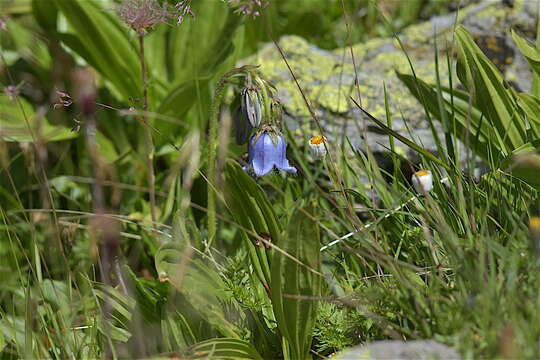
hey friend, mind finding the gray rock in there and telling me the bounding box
[332,340,461,360]
[246,1,536,159]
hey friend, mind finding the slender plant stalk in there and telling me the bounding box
[207,67,247,250]
[138,35,157,226]
[73,66,124,357]
[207,80,228,249]
[271,38,362,232]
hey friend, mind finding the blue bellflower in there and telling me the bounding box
[244,133,297,177]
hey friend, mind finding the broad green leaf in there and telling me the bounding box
[157,80,202,116]
[1,18,51,69]
[168,0,241,85]
[0,329,5,353]
[53,0,163,101]
[512,30,540,80]
[92,285,136,342]
[271,205,321,359]
[161,311,196,352]
[38,279,71,317]
[224,160,282,241]
[455,25,526,153]
[126,267,169,323]
[0,315,26,354]
[144,25,170,83]
[0,94,76,142]
[32,0,58,32]
[156,79,209,139]
[93,285,135,323]
[155,241,190,290]
[224,160,281,292]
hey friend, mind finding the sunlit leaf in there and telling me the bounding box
[455,25,526,153]
[512,30,540,80]
[0,94,76,142]
[168,0,241,84]
[53,0,144,101]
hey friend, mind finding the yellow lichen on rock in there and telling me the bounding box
[246,35,355,116]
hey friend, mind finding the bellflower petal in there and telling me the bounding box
[245,133,297,177]
[251,135,274,176]
[275,136,297,173]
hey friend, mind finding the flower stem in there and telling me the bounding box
[207,81,227,249]
[139,35,157,227]
[207,67,247,250]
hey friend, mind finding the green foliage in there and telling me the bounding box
[173,337,263,360]
[4,1,540,359]
[0,94,76,142]
[271,205,321,359]
[54,0,142,99]
[399,26,540,190]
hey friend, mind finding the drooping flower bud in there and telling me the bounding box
[233,102,252,145]
[308,135,327,159]
[241,87,262,128]
[412,170,433,194]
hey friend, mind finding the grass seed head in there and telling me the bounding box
[116,0,170,33]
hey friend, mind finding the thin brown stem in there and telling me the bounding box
[139,35,157,226]
[271,38,362,232]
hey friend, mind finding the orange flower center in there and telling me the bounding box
[415,170,430,177]
[310,136,326,145]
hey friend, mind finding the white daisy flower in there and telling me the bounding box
[308,135,327,159]
[412,170,433,194]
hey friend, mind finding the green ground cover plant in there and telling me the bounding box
[1,0,540,359]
